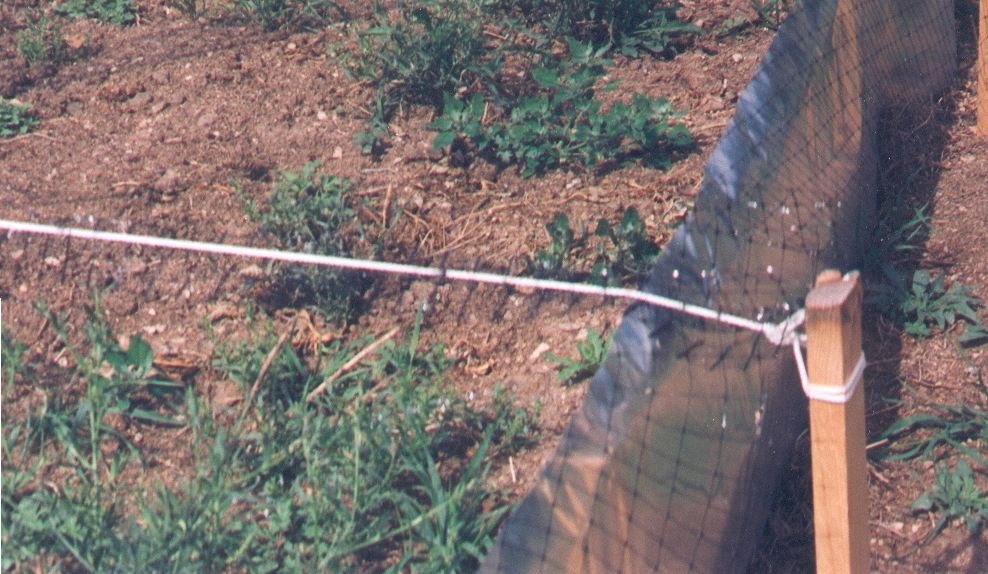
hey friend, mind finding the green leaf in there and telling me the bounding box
[531,68,559,88]
[911,491,934,512]
[432,130,456,150]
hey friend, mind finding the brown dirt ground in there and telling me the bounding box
[1,0,986,572]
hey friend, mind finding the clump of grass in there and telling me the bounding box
[350,0,502,152]
[3,298,539,571]
[430,38,693,177]
[525,207,663,285]
[2,298,185,571]
[502,0,701,57]
[231,0,348,32]
[244,161,375,321]
[55,0,137,25]
[16,10,65,64]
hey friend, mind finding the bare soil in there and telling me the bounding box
[2,0,986,572]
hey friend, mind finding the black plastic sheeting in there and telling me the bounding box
[479,1,956,572]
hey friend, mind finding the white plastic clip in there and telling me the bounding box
[791,338,865,404]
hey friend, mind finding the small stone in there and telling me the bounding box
[153,168,181,193]
[166,93,185,106]
[332,146,343,159]
[731,53,744,63]
[125,92,153,112]
[317,110,328,121]
[18,283,28,293]
[286,42,297,52]
[196,112,218,128]
[44,256,62,268]
[142,324,166,335]
[529,342,551,362]
[10,249,24,260]
[238,264,267,280]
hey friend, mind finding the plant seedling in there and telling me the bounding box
[0,99,39,137]
[543,327,610,385]
[911,459,988,540]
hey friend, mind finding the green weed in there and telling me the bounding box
[503,0,702,57]
[205,311,539,571]
[430,38,693,177]
[1,327,33,393]
[900,270,984,339]
[351,0,502,152]
[164,0,201,18]
[232,0,348,32]
[0,98,40,137]
[2,298,185,571]
[55,0,137,25]
[543,327,610,385]
[911,459,988,540]
[875,394,988,469]
[244,161,374,320]
[714,16,749,37]
[749,0,791,30]
[16,10,65,64]
[525,212,577,279]
[525,208,663,285]
[590,206,660,286]
[4,298,538,571]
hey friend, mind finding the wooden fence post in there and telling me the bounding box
[805,270,869,574]
[979,0,987,136]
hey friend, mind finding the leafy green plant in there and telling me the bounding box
[543,327,610,385]
[875,395,988,469]
[231,0,347,32]
[430,38,693,176]
[911,459,988,540]
[901,270,983,338]
[0,98,40,137]
[525,212,577,278]
[164,0,201,17]
[501,0,701,57]
[55,0,136,25]
[2,298,185,571]
[714,16,749,37]
[244,161,375,319]
[5,299,538,571]
[590,206,660,285]
[207,311,539,571]
[16,11,65,64]
[351,0,502,152]
[749,0,791,30]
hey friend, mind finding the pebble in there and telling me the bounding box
[153,168,181,193]
[732,53,744,63]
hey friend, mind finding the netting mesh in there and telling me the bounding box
[478,0,956,572]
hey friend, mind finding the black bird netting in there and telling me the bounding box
[478,0,956,572]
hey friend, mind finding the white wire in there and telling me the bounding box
[791,337,866,404]
[0,219,804,345]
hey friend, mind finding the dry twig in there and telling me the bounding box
[305,327,400,403]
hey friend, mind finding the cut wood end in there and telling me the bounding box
[806,270,860,310]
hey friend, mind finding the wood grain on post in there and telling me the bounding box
[805,270,868,574]
[980,0,988,136]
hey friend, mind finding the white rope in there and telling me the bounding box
[791,337,865,404]
[0,219,804,346]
